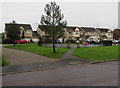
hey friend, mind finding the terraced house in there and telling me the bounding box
[63,26,81,41]
[80,27,100,42]
[37,25,84,42]
[5,22,42,43]
[19,24,32,41]
[4,23,113,43]
[36,25,113,43]
[5,23,33,41]
[96,28,113,40]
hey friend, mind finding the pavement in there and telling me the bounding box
[2,47,58,65]
[59,48,79,59]
[2,61,118,86]
[59,47,91,63]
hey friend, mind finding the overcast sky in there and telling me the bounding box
[0,0,119,33]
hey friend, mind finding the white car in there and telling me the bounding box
[112,40,118,44]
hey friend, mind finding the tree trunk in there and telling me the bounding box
[45,37,47,47]
[13,43,15,46]
[13,40,15,46]
[67,39,71,48]
[53,41,56,53]
[52,36,56,53]
[63,37,65,43]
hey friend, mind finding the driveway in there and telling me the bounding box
[2,47,58,65]
[3,61,118,86]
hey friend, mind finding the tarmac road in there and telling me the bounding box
[3,61,118,86]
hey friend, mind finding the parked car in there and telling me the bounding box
[14,39,30,44]
[103,40,112,46]
[55,40,62,43]
[112,40,118,44]
[116,40,120,44]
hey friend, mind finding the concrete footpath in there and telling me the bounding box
[59,49,79,59]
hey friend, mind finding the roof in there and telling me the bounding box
[32,31,39,37]
[38,25,47,29]
[5,23,32,31]
[66,26,78,32]
[113,29,120,32]
[80,27,96,32]
[101,35,107,37]
[38,25,79,32]
[96,28,110,32]
[38,25,64,31]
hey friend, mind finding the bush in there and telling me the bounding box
[0,56,10,66]
[2,39,13,44]
[2,58,10,66]
[65,39,76,43]
[30,39,33,43]
[103,41,112,46]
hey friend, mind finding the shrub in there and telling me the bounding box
[0,56,10,66]
[2,38,13,44]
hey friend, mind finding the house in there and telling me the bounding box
[32,31,39,42]
[113,29,120,40]
[80,27,100,42]
[37,25,79,42]
[5,23,33,41]
[96,28,113,40]
[63,26,81,41]
[36,25,113,43]
[36,25,46,37]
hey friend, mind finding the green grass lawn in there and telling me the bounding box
[73,45,119,61]
[4,43,69,58]
[0,56,10,66]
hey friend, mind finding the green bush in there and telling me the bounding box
[0,56,10,66]
[2,38,13,44]
[65,39,75,43]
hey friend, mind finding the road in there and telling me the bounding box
[3,61,118,86]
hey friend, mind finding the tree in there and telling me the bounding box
[5,24,21,46]
[40,2,67,53]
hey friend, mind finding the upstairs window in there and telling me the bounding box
[108,32,111,36]
[26,30,31,34]
[69,32,72,34]
[75,32,79,34]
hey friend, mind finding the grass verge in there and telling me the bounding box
[73,45,118,61]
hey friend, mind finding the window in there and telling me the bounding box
[75,32,79,34]
[63,30,65,32]
[69,32,72,34]
[108,32,111,36]
[26,30,31,34]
